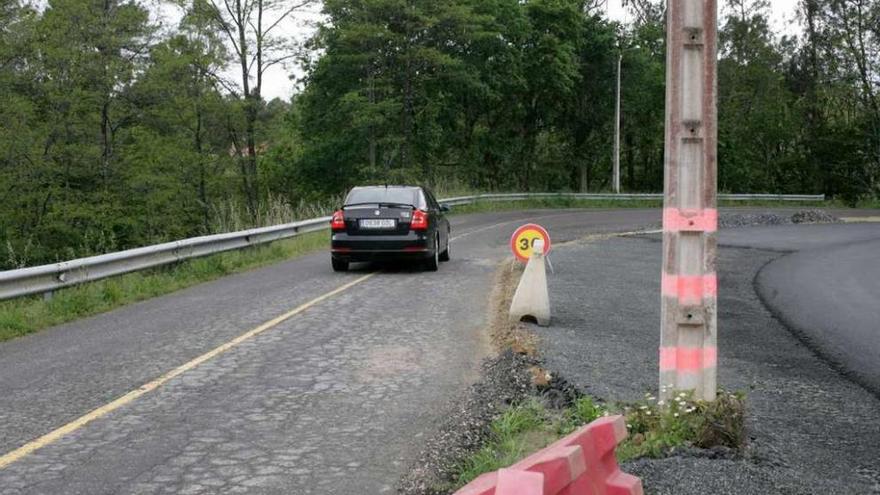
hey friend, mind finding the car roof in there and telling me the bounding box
[350,185,422,191]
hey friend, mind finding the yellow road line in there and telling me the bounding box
[0,272,376,470]
[841,216,880,223]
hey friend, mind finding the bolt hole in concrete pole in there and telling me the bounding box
[660,0,719,402]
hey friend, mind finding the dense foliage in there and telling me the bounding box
[1,0,878,268]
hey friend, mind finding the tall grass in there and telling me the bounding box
[210,194,343,233]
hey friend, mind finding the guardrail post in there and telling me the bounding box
[660,0,718,401]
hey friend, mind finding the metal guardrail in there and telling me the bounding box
[0,192,825,301]
[441,192,826,205]
[0,217,331,301]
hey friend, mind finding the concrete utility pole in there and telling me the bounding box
[660,0,719,401]
[614,52,622,194]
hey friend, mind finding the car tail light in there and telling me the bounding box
[330,210,346,231]
[410,209,429,230]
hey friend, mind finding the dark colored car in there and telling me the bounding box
[329,185,451,272]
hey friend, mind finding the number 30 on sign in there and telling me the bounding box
[510,224,552,262]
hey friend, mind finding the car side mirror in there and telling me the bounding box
[439,204,451,213]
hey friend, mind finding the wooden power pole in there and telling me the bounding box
[660,0,719,401]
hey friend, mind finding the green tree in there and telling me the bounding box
[130,2,232,234]
[199,0,317,219]
[718,0,800,193]
[0,1,45,266]
[789,0,879,201]
[0,0,155,266]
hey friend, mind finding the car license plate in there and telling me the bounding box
[359,219,396,229]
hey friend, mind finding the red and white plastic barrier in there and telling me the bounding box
[454,415,643,495]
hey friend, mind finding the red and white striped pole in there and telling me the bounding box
[660,0,719,401]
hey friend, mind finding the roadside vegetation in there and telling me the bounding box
[0,231,327,343]
[454,390,746,488]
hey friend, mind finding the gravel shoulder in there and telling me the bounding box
[534,227,880,494]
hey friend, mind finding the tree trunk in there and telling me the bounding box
[402,57,414,174]
[802,0,824,193]
[368,71,377,171]
[194,105,210,233]
[101,99,111,186]
[244,105,259,221]
[235,0,259,223]
[626,131,635,190]
[579,163,588,192]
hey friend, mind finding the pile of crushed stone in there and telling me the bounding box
[398,349,585,495]
[719,209,840,229]
[790,209,839,224]
[397,350,534,495]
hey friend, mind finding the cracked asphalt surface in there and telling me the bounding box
[0,208,663,494]
[536,222,880,494]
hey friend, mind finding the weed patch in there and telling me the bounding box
[452,390,746,489]
[454,400,558,486]
[616,389,745,461]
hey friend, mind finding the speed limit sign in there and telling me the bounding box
[510,224,552,262]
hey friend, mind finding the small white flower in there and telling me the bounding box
[626,423,632,429]
[657,400,665,406]
[673,413,679,418]
[639,405,649,410]
[646,410,652,415]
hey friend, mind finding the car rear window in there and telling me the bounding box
[345,188,421,207]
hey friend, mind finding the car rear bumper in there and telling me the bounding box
[330,232,434,261]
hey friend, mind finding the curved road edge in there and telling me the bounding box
[754,236,880,396]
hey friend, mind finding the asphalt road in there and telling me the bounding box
[536,222,880,494]
[717,223,880,393]
[0,208,661,495]
[753,227,880,394]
